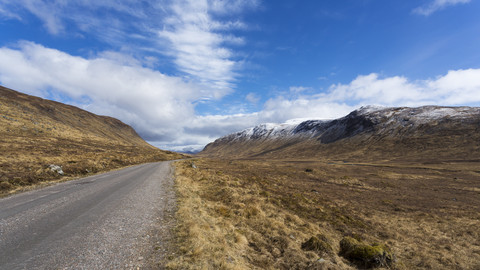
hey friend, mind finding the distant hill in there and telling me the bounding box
[200,105,480,162]
[0,85,185,193]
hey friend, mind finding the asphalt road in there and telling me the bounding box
[0,161,176,270]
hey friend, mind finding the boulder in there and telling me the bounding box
[49,164,64,175]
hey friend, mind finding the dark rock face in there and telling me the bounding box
[317,111,377,144]
[293,120,327,134]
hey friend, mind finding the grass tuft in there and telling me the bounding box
[339,236,394,269]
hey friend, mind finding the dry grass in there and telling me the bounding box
[0,86,185,195]
[0,140,179,196]
[169,158,480,269]
[170,159,352,269]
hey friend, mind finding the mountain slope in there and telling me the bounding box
[200,105,480,161]
[0,85,184,193]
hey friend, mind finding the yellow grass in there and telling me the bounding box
[169,158,480,269]
[169,160,354,269]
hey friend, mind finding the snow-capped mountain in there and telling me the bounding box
[200,106,480,160]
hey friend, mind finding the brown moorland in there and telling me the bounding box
[170,157,480,269]
[0,85,185,195]
[169,106,480,269]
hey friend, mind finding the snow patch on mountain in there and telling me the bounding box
[216,106,480,144]
[233,122,297,140]
[356,105,387,114]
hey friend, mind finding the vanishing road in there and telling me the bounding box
[0,161,176,270]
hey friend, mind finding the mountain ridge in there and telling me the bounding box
[200,105,480,161]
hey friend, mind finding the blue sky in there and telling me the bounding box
[1,0,479,151]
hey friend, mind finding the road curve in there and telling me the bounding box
[0,161,176,270]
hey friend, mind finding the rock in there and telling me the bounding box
[49,164,64,175]
[339,236,394,268]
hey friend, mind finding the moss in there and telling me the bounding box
[339,236,394,268]
[301,234,333,255]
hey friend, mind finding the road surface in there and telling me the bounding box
[0,161,176,270]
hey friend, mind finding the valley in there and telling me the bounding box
[2,2,479,269]
[169,105,480,269]
[1,86,479,269]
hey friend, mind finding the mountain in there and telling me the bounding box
[200,105,480,162]
[0,85,184,193]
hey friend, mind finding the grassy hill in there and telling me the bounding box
[0,85,184,194]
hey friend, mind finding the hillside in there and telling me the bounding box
[201,105,480,162]
[0,85,184,194]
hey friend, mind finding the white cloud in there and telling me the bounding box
[209,0,260,15]
[0,5,21,20]
[0,0,142,35]
[289,86,310,93]
[0,41,200,145]
[413,0,471,16]
[1,42,479,153]
[0,0,257,152]
[245,92,260,103]
[325,70,480,106]
[261,70,480,125]
[22,0,65,34]
[196,69,480,148]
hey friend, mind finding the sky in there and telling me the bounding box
[0,0,479,152]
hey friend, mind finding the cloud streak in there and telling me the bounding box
[0,0,147,35]
[0,0,251,95]
[157,0,256,96]
[413,0,471,16]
